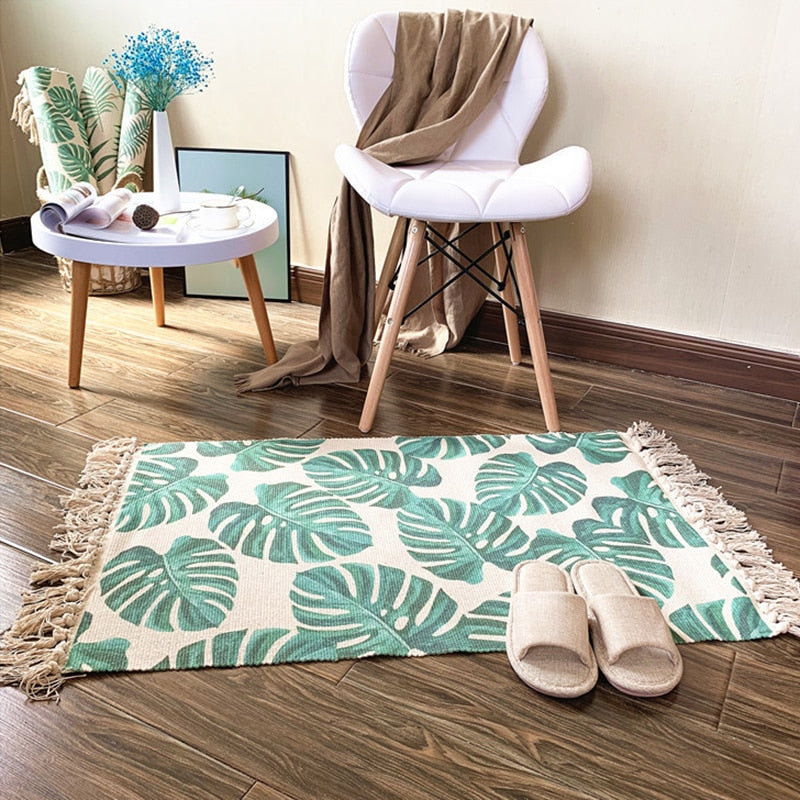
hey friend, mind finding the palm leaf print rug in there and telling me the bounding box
[2,421,799,699]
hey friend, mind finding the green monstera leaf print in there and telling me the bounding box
[475,452,587,515]
[64,612,130,672]
[115,452,228,532]
[57,142,94,181]
[526,430,631,464]
[48,84,83,122]
[277,563,461,661]
[397,497,537,584]
[450,596,510,647]
[303,449,441,508]
[100,536,238,632]
[209,481,372,562]
[529,468,708,601]
[36,112,77,144]
[530,530,674,601]
[577,471,708,549]
[153,627,290,670]
[197,438,323,472]
[397,434,508,460]
[669,597,774,642]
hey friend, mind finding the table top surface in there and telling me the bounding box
[30,192,279,268]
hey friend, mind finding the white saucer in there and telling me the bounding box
[188,218,254,238]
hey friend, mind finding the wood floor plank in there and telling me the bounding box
[0,466,61,558]
[78,666,599,800]
[241,782,298,800]
[0,687,253,800]
[0,544,45,631]
[569,386,800,461]
[668,432,784,495]
[407,340,799,426]
[717,645,800,763]
[778,459,800,500]
[58,385,321,443]
[0,362,115,425]
[383,363,587,433]
[0,408,95,487]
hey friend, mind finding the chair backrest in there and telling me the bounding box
[343,12,550,162]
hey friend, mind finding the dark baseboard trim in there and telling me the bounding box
[290,264,800,401]
[291,264,325,306]
[470,302,799,402]
[0,216,33,253]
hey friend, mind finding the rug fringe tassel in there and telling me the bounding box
[0,437,138,700]
[624,421,800,638]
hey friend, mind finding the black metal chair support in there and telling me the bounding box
[386,221,521,325]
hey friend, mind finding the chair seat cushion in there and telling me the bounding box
[335,144,592,222]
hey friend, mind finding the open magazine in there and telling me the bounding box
[39,182,185,243]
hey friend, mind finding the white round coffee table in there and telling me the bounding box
[30,192,280,387]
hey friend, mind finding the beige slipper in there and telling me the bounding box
[570,560,683,697]
[506,560,598,698]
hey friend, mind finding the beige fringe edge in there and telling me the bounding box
[11,75,39,145]
[0,437,139,701]
[623,421,800,638]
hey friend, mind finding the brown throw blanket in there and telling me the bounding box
[236,10,532,391]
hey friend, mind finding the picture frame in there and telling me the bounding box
[176,147,290,300]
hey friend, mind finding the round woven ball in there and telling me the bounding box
[132,204,160,230]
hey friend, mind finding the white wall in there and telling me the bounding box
[2,0,797,355]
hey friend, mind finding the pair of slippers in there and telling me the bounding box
[506,559,683,698]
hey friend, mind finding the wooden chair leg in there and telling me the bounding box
[235,254,278,364]
[359,220,427,433]
[68,260,91,388]
[374,217,408,334]
[149,267,165,327]
[493,229,522,366]
[509,223,560,432]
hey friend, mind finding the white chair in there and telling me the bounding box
[335,12,592,433]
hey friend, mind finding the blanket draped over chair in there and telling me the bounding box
[236,10,532,391]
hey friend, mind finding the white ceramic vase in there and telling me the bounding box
[151,110,180,213]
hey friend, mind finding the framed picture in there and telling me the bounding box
[176,148,290,300]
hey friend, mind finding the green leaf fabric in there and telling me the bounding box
[80,67,125,192]
[116,82,151,181]
[475,453,587,515]
[278,563,462,660]
[63,429,791,676]
[100,536,238,632]
[209,481,372,562]
[18,64,150,195]
[20,67,95,193]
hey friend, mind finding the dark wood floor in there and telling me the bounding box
[1,248,798,800]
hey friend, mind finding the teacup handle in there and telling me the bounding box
[236,204,251,222]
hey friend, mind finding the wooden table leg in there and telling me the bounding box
[235,254,278,364]
[149,267,165,326]
[68,260,91,388]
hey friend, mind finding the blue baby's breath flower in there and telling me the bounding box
[104,26,214,111]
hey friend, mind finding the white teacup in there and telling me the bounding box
[190,200,251,231]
